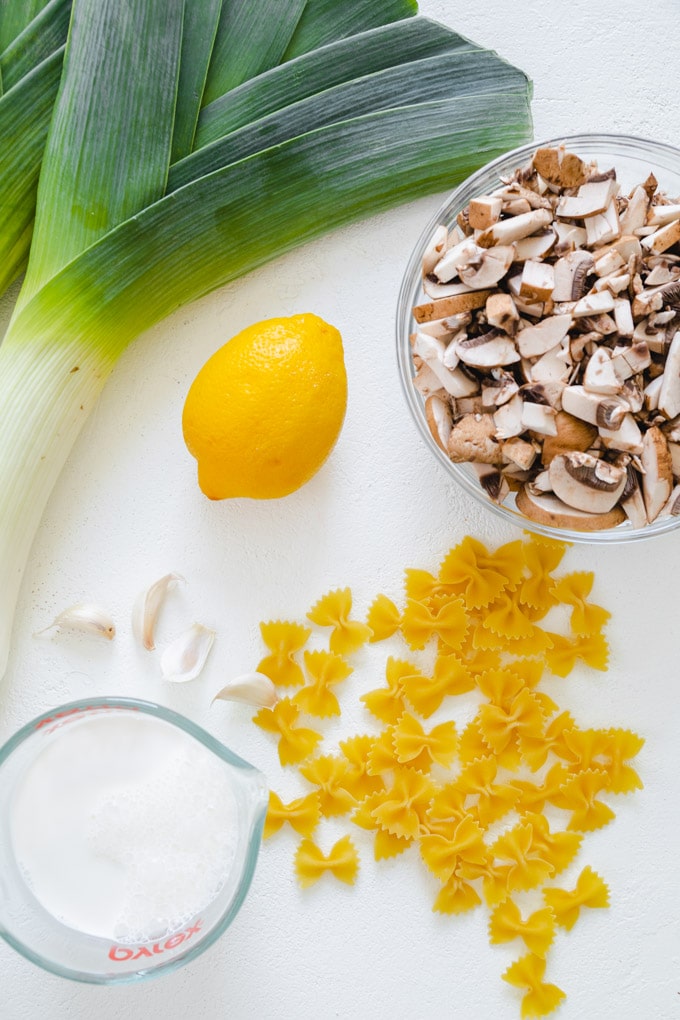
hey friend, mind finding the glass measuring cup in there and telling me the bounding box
[0,697,268,984]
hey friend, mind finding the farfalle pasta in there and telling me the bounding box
[245,534,642,1019]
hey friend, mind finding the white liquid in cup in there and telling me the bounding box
[9,711,239,942]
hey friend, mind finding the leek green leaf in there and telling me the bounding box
[19,0,185,308]
[175,49,526,190]
[202,0,306,106]
[0,0,70,92]
[171,0,222,162]
[0,0,50,54]
[283,0,417,61]
[0,48,63,294]
[196,15,477,148]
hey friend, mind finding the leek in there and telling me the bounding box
[0,0,532,679]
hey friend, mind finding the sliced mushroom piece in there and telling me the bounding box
[648,203,680,227]
[521,401,557,436]
[657,484,680,519]
[515,486,625,531]
[458,245,515,289]
[413,290,491,323]
[619,185,650,233]
[527,469,552,495]
[472,462,510,504]
[413,362,444,398]
[644,373,664,411]
[427,358,481,398]
[422,224,448,275]
[493,393,525,439]
[432,236,480,283]
[519,260,555,302]
[592,271,630,295]
[486,292,520,336]
[556,179,618,219]
[529,341,572,385]
[644,263,678,287]
[551,250,594,301]
[468,195,502,230]
[455,331,520,369]
[425,394,453,453]
[582,347,621,395]
[658,330,680,418]
[548,452,627,513]
[632,280,680,319]
[553,221,588,250]
[640,425,673,522]
[532,146,589,189]
[598,413,643,455]
[423,277,481,299]
[418,311,472,339]
[513,232,556,262]
[501,436,538,471]
[521,381,565,409]
[515,313,572,358]
[561,385,628,429]
[482,370,519,407]
[572,291,615,317]
[584,201,620,247]
[620,474,648,529]
[476,208,552,248]
[640,218,680,256]
[447,413,504,465]
[593,248,625,277]
[667,440,680,477]
[612,298,634,338]
[541,411,598,466]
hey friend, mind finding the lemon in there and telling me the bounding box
[182,313,347,500]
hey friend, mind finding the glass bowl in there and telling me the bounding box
[396,133,680,544]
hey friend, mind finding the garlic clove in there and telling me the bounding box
[160,622,215,683]
[132,572,184,651]
[213,672,279,709]
[34,604,116,641]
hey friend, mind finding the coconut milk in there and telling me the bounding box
[9,710,238,941]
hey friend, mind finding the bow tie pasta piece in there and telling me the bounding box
[292,649,353,718]
[401,653,474,718]
[519,537,567,612]
[366,594,401,642]
[457,757,520,828]
[460,714,522,771]
[264,791,321,839]
[425,783,472,838]
[307,587,372,656]
[392,713,458,769]
[299,755,357,817]
[404,567,456,604]
[521,813,582,877]
[479,688,545,758]
[502,953,566,1019]
[400,596,468,652]
[551,769,616,831]
[420,815,488,883]
[360,656,413,724]
[489,900,556,958]
[369,767,435,840]
[257,620,311,687]
[521,710,577,772]
[543,866,610,931]
[490,822,555,894]
[253,697,322,766]
[338,735,385,801]
[294,835,359,889]
[595,728,645,793]
[482,593,537,640]
[438,537,512,609]
[433,871,482,916]
[511,764,571,816]
[544,631,609,677]
[552,571,611,636]
[476,667,526,708]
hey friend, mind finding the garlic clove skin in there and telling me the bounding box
[213,672,279,709]
[132,572,184,651]
[160,622,215,683]
[34,604,116,641]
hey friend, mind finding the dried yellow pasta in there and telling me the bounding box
[366,593,401,642]
[522,813,582,877]
[294,835,359,888]
[490,822,555,894]
[519,537,567,612]
[597,728,644,794]
[253,697,322,766]
[489,899,556,958]
[360,656,412,724]
[264,791,321,839]
[293,649,353,718]
[482,593,537,640]
[511,763,570,816]
[400,596,468,652]
[551,571,611,636]
[401,652,474,718]
[457,756,520,827]
[544,630,609,677]
[478,688,545,757]
[502,953,566,1019]
[299,755,357,817]
[433,871,482,915]
[404,567,452,604]
[307,587,372,656]
[521,710,576,772]
[392,712,457,769]
[438,536,512,609]
[550,769,616,831]
[257,620,311,687]
[543,866,609,931]
[369,767,435,840]
[476,667,526,708]
[420,816,487,882]
[425,783,470,837]
[338,735,385,801]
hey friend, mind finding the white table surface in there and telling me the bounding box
[2,2,680,1017]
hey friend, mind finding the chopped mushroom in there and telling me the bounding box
[409,143,680,533]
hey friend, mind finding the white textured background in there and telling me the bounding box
[2,1,680,1017]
